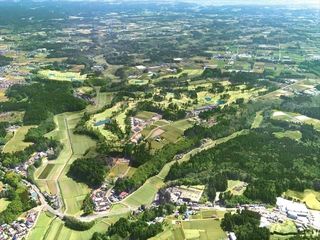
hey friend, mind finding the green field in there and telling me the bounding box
[192,209,228,220]
[227,180,247,195]
[151,219,226,240]
[88,102,125,141]
[272,110,320,131]
[38,164,56,179]
[108,162,130,179]
[0,198,10,213]
[273,130,302,141]
[182,219,226,240]
[270,234,296,240]
[128,79,149,85]
[162,68,203,80]
[38,70,87,82]
[170,119,194,131]
[35,112,96,215]
[284,189,320,210]
[58,113,96,215]
[252,111,263,128]
[270,220,297,235]
[27,212,114,240]
[135,111,157,120]
[27,212,55,240]
[125,131,245,209]
[161,125,184,142]
[123,176,164,207]
[3,126,35,153]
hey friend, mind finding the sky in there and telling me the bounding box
[196,0,320,6]
[69,0,320,7]
[1,0,320,7]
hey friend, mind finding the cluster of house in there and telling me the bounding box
[91,65,105,73]
[26,48,47,58]
[0,77,26,89]
[242,197,320,232]
[0,210,38,240]
[134,64,179,76]
[5,125,20,133]
[158,186,204,206]
[91,185,110,212]
[187,104,218,117]
[14,149,54,177]
[90,186,129,212]
[303,88,320,96]
[109,189,129,203]
[43,192,60,210]
[73,90,95,104]
[130,113,162,144]
[275,197,320,230]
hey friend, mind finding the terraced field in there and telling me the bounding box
[27,212,116,240]
[34,112,96,215]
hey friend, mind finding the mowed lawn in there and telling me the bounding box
[3,126,35,153]
[38,70,86,82]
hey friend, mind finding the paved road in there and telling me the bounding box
[23,180,64,219]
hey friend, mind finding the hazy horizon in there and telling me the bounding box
[1,0,320,7]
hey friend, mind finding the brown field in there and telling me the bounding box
[150,128,165,138]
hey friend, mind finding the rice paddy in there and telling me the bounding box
[27,212,114,240]
[35,112,96,215]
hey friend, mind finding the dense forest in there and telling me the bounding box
[91,203,175,240]
[280,94,320,121]
[0,55,13,67]
[299,60,320,76]
[68,157,108,188]
[3,81,87,124]
[221,210,270,240]
[0,171,36,224]
[167,127,320,204]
